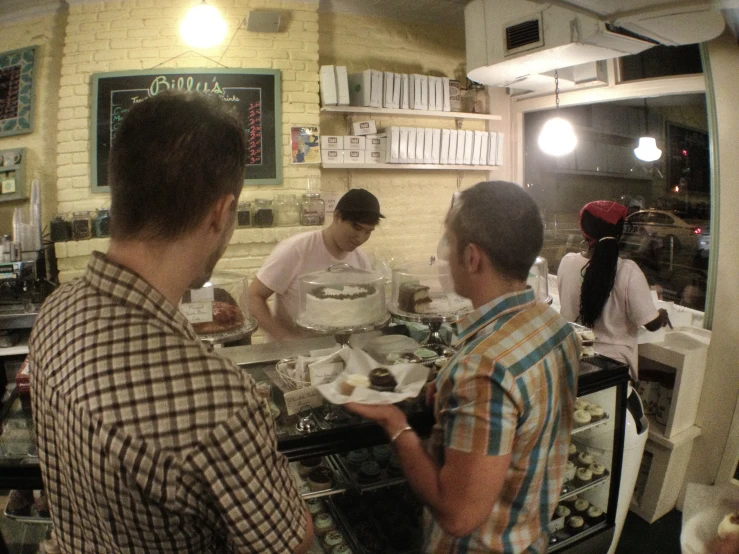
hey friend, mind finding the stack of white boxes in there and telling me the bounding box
[388,127,505,166]
[320,65,351,106]
[341,70,453,112]
[320,119,388,165]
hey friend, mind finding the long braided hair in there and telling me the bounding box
[578,204,627,327]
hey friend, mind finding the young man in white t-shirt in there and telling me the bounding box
[248,188,383,340]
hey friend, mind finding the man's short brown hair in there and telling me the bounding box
[109,91,247,240]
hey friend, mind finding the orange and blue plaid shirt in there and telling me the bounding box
[424,289,579,554]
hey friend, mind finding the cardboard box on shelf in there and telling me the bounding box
[390,127,400,163]
[423,128,434,164]
[392,73,402,109]
[365,134,387,151]
[433,77,444,111]
[453,130,464,165]
[321,149,343,164]
[343,136,366,150]
[399,127,410,161]
[410,74,422,110]
[407,127,417,163]
[472,131,484,165]
[352,120,377,136]
[440,129,451,164]
[479,132,489,165]
[383,71,394,109]
[488,131,498,166]
[365,150,388,164]
[320,136,342,150]
[400,74,410,110]
[428,78,437,114]
[370,70,384,108]
[348,70,372,107]
[496,132,505,166]
[344,150,365,164]
[442,77,451,112]
[320,65,337,106]
[463,130,474,165]
[419,75,429,110]
[431,128,442,165]
[335,66,350,106]
[415,128,425,163]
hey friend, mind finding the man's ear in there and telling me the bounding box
[209,194,236,233]
[465,243,485,273]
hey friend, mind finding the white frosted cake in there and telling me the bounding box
[302,283,385,328]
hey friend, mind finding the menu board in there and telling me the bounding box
[91,69,281,191]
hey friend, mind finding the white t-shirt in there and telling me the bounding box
[557,253,658,378]
[255,229,371,338]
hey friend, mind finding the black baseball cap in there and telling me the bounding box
[335,188,384,218]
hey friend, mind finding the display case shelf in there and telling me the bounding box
[571,414,610,436]
[560,471,611,501]
[321,105,502,121]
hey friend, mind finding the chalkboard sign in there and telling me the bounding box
[0,46,36,137]
[91,69,281,192]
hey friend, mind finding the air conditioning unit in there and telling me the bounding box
[465,0,726,87]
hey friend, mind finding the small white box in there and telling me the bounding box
[352,120,377,136]
[455,130,465,165]
[321,136,342,150]
[440,129,450,165]
[348,70,372,107]
[407,127,417,163]
[441,77,450,112]
[431,128,441,165]
[321,149,343,164]
[411,74,422,110]
[399,127,410,161]
[320,65,337,106]
[496,132,505,166]
[472,131,484,165]
[365,150,388,164]
[344,136,366,150]
[400,74,410,110]
[488,131,498,166]
[463,130,474,165]
[415,128,425,163]
[392,73,402,109]
[435,79,443,111]
[423,128,434,164]
[448,130,459,165]
[335,66,350,105]
[344,150,365,163]
[370,70,384,108]
[390,127,400,163]
[383,71,394,108]
[428,79,436,113]
[479,132,489,165]
[365,134,387,151]
[419,75,429,110]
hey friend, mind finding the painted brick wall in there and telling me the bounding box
[0,9,65,235]
[54,0,321,281]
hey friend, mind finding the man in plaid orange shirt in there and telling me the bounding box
[348,181,579,553]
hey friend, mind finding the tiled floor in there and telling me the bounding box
[616,509,683,553]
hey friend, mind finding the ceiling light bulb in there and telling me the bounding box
[634,137,662,162]
[180,3,227,48]
[538,117,577,157]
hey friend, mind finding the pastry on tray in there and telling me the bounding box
[368,368,397,392]
[307,467,334,492]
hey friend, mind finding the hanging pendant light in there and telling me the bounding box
[634,99,662,162]
[180,1,227,49]
[538,71,577,157]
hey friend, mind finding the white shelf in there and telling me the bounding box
[321,163,500,171]
[646,418,702,450]
[321,105,502,121]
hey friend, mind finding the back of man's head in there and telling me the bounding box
[109,91,247,241]
[446,181,543,281]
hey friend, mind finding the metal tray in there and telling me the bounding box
[571,413,610,435]
[3,491,51,524]
[559,469,611,501]
[332,449,407,493]
[291,455,349,501]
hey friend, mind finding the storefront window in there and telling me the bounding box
[618,44,702,82]
[524,94,711,312]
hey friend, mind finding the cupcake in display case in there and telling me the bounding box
[180,271,257,343]
[390,259,472,319]
[295,265,389,332]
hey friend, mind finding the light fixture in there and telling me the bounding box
[180,1,227,49]
[538,71,577,157]
[634,99,662,162]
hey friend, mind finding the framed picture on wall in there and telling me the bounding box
[291,126,320,164]
[0,46,36,137]
[91,69,282,192]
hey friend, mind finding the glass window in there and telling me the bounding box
[525,94,710,312]
[619,44,703,82]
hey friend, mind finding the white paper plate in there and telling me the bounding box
[681,506,727,554]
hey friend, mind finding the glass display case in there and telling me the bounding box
[0,336,629,554]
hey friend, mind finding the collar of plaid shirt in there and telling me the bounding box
[453,288,537,346]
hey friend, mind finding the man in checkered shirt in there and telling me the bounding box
[29,91,313,553]
[348,182,579,553]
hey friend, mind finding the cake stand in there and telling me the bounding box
[295,314,392,424]
[389,306,465,355]
[194,317,258,346]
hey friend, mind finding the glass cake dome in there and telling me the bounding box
[390,259,472,318]
[295,264,388,331]
[527,256,552,304]
[180,271,256,342]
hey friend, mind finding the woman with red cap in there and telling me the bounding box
[557,200,671,381]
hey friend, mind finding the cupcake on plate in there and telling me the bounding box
[307,467,334,492]
[358,460,382,483]
[324,530,346,549]
[346,449,370,472]
[574,398,590,411]
[314,512,335,536]
[297,457,322,477]
[587,505,606,525]
[577,452,595,468]
[332,545,353,554]
[573,409,592,427]
[575,467,593,488]
[306,498,324,515]
[573,498,590,516]
[589,463,606,480]
[586,404,605,421]
[568,443,578,461]
[555,505,571,519]
[372,445,393,467]
[565,461,577,482]
[567,515,585,534]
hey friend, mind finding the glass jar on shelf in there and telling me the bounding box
[471,82,488,114]
[274,194,301,227]
[251,199,274,227]
[95,209,111,238]
[300,192,325,226]
[237,202,252,227]
[72,211,92,240]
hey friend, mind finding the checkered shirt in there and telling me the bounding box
[29,252,306,553]
[423,289,579,554]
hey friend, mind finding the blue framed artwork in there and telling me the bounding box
[0,46,36,137]
[91,68,282,192]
